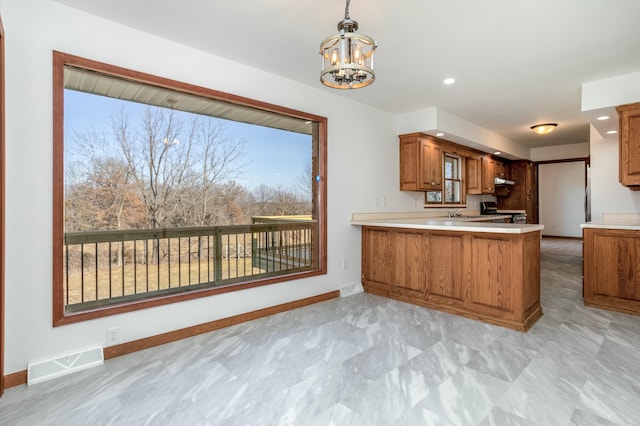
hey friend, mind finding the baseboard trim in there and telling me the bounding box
[4,370,26,389]
[3,290,339,390]
[542,235,583,240]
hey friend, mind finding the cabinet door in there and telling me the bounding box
[362,228,392,294]
[617,103,640,187]
[481,156,495,194]
[591,231,640,301]
[420,139,443,191]
[392,230,428,299]
[427,233,464,305]
[399,137,419,191]
[466,157,482,195]
[468,235,515,318]
[495,160,509,179]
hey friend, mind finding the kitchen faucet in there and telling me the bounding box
[448,208,464,218]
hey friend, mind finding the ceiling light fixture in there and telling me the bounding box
[319,0,377,89]
[530,123,557,135]
[443,78,455,85]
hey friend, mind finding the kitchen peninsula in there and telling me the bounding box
[351,213,545,331]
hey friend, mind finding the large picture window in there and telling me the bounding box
[53,52,327,325]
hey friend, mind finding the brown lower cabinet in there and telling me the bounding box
[361,226,542,331]
[583,227,640,314]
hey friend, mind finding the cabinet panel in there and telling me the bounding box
[399,137,419,190]
[392,231,428,298]
[592,233,640,300]
[362,228,392,293]
[584,228,640,315]
[469,236,514,314]
[495,160,509,179]
[617,103,640,188]
[420,139,442,190]
[399,135,442,191]
[466,157,482,195]
[428,233,464,304]
[481,156,495,194]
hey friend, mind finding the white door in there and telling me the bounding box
[538,161,586,237]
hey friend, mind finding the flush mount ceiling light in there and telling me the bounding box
[319,0,377,89]
[530,123,558,135]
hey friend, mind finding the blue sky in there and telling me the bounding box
[64,90,311,190]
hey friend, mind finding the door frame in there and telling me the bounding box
[0,14,5,397]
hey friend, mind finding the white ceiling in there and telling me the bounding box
[54,0,640,149]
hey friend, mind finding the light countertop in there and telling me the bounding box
[581,213,640,230]
[351,213,544,234]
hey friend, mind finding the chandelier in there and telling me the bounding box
[319,0,377,89]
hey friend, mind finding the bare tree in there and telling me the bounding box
[187,118,246,226]
[114,107,195,229]
[295,158,313,203]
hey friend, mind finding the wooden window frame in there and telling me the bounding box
[52,51,328,326]
[443,153,462,204]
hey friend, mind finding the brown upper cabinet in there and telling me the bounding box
[466,155,482,195]
[481,155,495,194]
[495,159,509,179]
[399,132,516,200]
[617,102,640,189]
[400,134,443,191]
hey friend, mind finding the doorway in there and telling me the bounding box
[538,160,588,238]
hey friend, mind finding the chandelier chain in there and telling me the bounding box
[344,0,351,19]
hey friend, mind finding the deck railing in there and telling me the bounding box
[63,221,314,313]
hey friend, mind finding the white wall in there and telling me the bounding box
[538,162,586,237]
[530,143,589,162]
[0,0,417,374]
[589,125,640,220]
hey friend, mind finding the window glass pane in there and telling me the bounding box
[426,191,442,203]
[445,156,453,179]
[444,155,460,180]
[444,180,461,203]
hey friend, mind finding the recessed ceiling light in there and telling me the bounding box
[597,115,610,121]
[494,151,502,155]
[443,78,455,85]
[607,130,618,135]
[436,132,444,137]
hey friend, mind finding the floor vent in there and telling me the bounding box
[27,346,104,386]
[340,281,364,297]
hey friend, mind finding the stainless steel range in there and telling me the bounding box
[481,201,527,223]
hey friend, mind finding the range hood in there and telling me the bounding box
[495,177,515,185]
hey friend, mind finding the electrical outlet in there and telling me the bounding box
[107,327,121,346]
